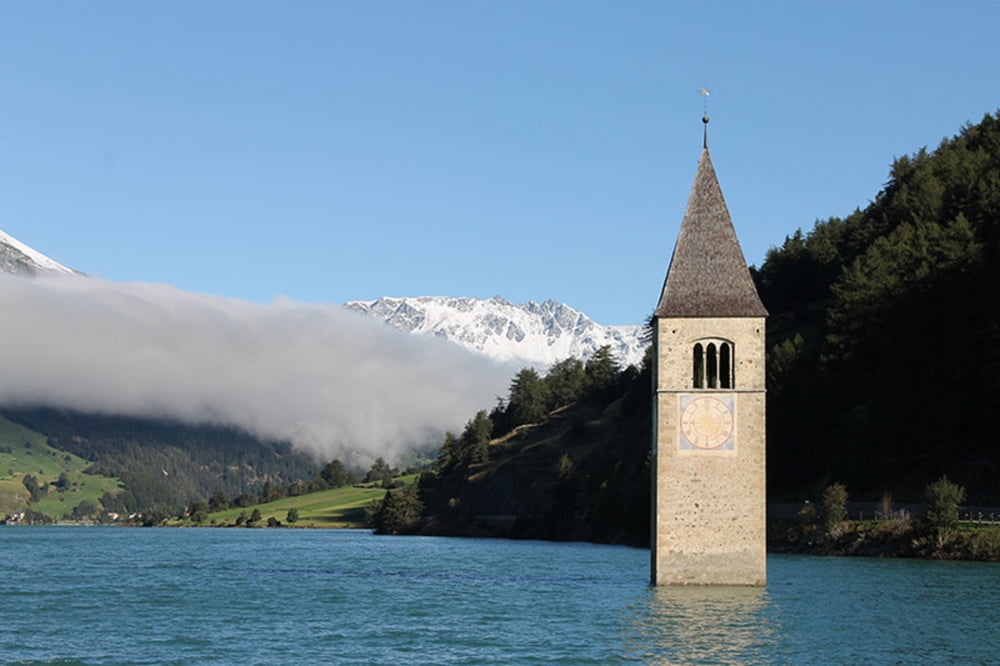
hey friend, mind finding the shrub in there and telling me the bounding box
[820,482,848,536]
[968,528,1000,561]
[922,475,966,532]
[797,501,817,525]
[69,500,99,520]
[22,474,42,502]
[877,492,894,520]
[22,508,54,524]
[556,453,575,480]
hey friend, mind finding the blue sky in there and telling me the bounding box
[2,1,998,325]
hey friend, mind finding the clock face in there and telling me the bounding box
[679,395,735,451]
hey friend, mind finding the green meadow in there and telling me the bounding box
[0,409,411,528]
[173,476,417,528]
[0,415,121,518]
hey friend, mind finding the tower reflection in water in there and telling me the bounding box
[620,585,781,663]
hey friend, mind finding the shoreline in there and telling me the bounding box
[767,518,1000,563]
[8,522,998,565]
[9,508,1000,564]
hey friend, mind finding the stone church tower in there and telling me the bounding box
[651,119,767,586]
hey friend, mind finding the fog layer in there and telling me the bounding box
[0,274,511,463]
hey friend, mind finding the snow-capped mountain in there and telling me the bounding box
[0,229,78,276]
[0,229,647,370]
[345,296,648,369]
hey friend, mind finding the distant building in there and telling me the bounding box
[3,511,27,525]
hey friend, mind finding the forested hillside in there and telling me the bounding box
[371,348,652,545]
[1,408,320,515]
[759,111,1000,503]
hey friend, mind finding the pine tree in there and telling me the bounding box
[365,457,393,484]
[320,459,355,488]
[546,357,586,407]
[585,345,620,395]
[370,485,424,535]
[507,367,550,426]
[458,411,493,465]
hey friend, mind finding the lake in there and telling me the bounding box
[1,527,997,664]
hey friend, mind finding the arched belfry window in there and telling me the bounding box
[719,343,731,388]
[706,344,718,388]
[692,338,734,389]
[693,344,704,388]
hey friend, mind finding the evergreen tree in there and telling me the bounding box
[365,457,394,485]
[370,485,424,535]
[458,411,492,465]
[208,488,228,512]
[433,432,460,474]
[546,357,586,407]
[507,367,550,427]
[320,459,355,488]
[585,345,620,395]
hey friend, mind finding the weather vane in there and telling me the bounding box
[699,87,711,148]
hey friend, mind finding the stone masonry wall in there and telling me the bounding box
[652,316,766,586]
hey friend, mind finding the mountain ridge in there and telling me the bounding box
[0,229,78,276]
[0,229,647,369]
[345,295,647,369]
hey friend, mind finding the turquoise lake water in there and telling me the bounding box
[1,526,998,664]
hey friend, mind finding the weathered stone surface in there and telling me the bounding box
[652,317,766,586]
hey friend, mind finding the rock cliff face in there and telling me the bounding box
[345,295,647,369]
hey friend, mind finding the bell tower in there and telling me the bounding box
[651,117,767,586]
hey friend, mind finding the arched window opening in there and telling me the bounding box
[707,343,718,388]
[693,344,704,388]
[719,343,732,388]
[691,338,735,390]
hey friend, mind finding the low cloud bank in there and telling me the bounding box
[0,274,511,464]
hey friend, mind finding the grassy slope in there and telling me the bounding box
[172,476,418,528]
[419,387,651,545]
[0,415,121,518]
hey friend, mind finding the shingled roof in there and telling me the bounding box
[654,147,767,318]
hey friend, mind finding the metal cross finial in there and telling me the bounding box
[699,87,710,149]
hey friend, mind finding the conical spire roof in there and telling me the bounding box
[654,147,767,318]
